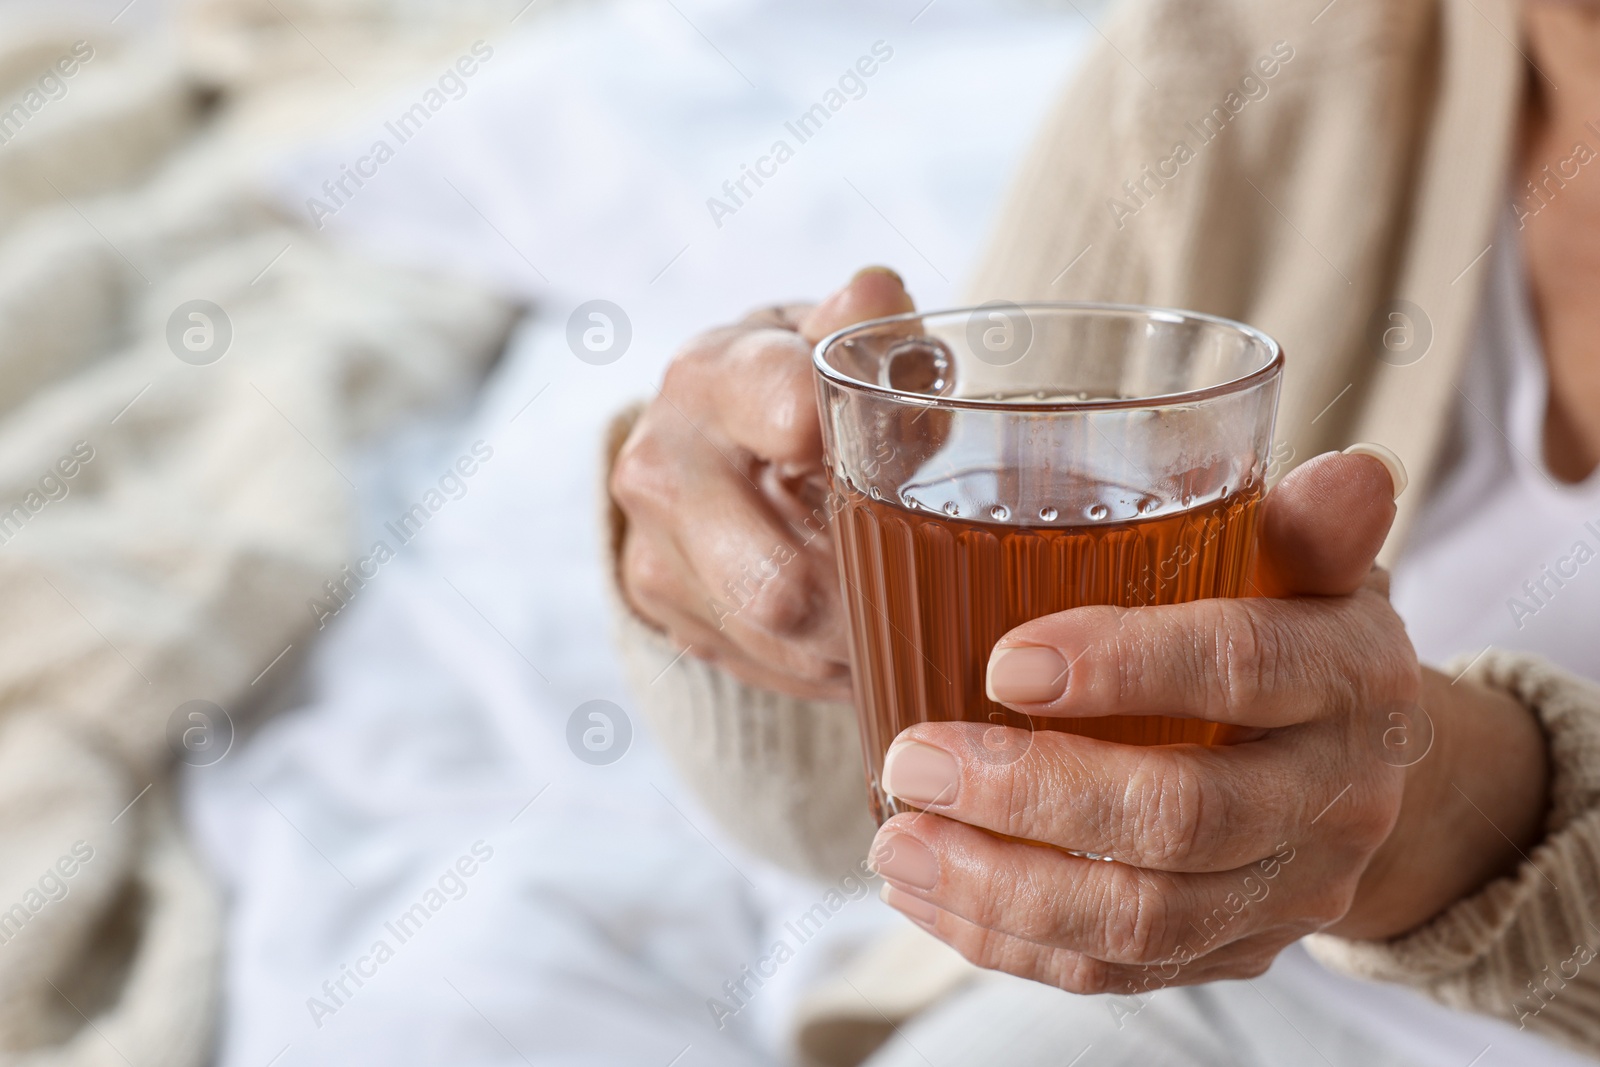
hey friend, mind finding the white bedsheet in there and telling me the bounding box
[182,3,1089,1064]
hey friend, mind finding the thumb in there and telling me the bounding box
[1252,445,1407,597]
[799,266,915,344]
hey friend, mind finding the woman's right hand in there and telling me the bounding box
[609,267,914,702]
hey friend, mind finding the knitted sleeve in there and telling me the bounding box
[1307,649,1600,1056]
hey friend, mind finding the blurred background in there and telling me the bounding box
[0,1,1102,1064]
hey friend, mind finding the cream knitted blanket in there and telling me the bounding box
[0,8,522,1063]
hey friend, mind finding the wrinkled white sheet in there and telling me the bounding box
[182,3,1089,1064]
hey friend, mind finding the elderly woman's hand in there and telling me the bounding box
[610,268,914,702]
[870,451,1551,993]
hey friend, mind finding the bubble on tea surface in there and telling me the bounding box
[989,504,1010,521]
[1038,506,1058,521]
[1086,503,1109,521]
[943,501,959,516]
[1138,496,1161,515]
[880,337,952,395]
[869,486,881,500]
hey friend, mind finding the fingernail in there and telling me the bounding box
[1342,442,1408,500]
[882,741,960,806]
[869,832,939,890]
[880,882,939,924]
[851,265,903,287]
[986,645,1068,704]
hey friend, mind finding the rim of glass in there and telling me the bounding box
[812,301,1284,413]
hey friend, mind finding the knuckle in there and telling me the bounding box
[737,304,792,328]
[1372,625,1420,699]
[727,325,808,365]
[951,847,1084,952]
[995,740,1064,838]
[1305,883,1357,928]
[1103,608,1147,705]
[659,344,709,396]
[1242,954,1274,979]
[950,919,1087,993]
[773,647,848,687]
[621,538,675,609]
[1105,871,1181,963]
[609,435,675,515]
[1123,753,1207,867]
[736,564,814,636]
[1056,953,1115,996]
[659,332,737,403]
[1335,595,1414,690]
[1338,782,1401,852]
[1221,951,1275,981]
[1215,600,1277,717]
[728,333,815,441]
[998,769,1040,840]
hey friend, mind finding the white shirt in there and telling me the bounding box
[1390,218,1600,679]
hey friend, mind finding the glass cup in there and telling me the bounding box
[813,302,1284,823]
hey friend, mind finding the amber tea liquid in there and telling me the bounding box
[836,487,1263,823]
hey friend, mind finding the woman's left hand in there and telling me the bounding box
[869,450,1549,994]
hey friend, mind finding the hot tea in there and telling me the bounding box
[836,486,1262,822]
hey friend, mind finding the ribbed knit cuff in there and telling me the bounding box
[1306,649,1600,1046]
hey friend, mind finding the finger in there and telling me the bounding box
[869,812,1294,966]
[881,892,1125,994]
[984,584,1415,727]
[710,328,825,467]
[620,525,755,657]
[712,268,918,470]
[700,630,853,703]
[878,886,1288,994]
[881,722,1315,871]
[798,265,916,345]
[659,455,841,644]
[613,409,848,657]
[656,326,820,469]
[1253,447,1405,597]
[676,524,849,674]
[621,532,853,700]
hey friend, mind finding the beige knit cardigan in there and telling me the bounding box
[608,0,1600,1061]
